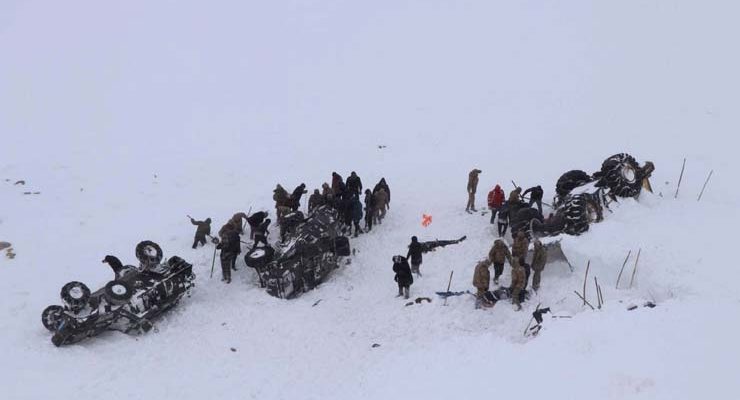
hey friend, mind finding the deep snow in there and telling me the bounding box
[1,1,739,399]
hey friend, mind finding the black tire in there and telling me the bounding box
[555,170,593,198]
[60,281,91,311]
[104,280,134,304]
[334,236,350,257]
[245,246,275,269]
[41,305,65,332]
[136,240,163,267]
[597,153,643,198]
[561,194,599,235]
[510,207,543,238]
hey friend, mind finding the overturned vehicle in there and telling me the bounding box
[510,153,655,238]
[244,205,351,299]
[41,241,195,346]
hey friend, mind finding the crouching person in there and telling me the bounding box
[392,255,413,299]
[472,259,493,309]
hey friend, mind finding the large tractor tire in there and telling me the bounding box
[245,246,275,269]
[41,305,65,332]
[596,153,644,198]
[136,240,163,268]
[104,280,134,304]
[555,170,593,199]
[561,194,600,236]
[60,281,91,311]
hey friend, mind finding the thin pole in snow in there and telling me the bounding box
[629,248,642,289]
[615,250,632,289]
[697,170,714,202]
[674,158,686,199]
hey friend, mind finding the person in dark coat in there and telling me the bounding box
[289,183,308,211]
[346,171,363,195]
[392,255,413,299]
[331,172,345,196]
[363,189,376,232]
[216,227,241,283]
[308,189,324,213]
[246,211,268,240]
[190,217,211,248]
[373,178,391,205]
[253,218,271,247]
[350,194,363,237]
[523,185,544,214]
[497,202,510,237]
[407,236,424,277]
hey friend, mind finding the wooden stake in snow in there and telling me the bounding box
[594,277,604,309]
[697,170,714,202]
[443,270,454,306]
[629,248,642,289]
[582,260,590,306]
[674,158,686,199]
[616,250,632,289]
[573,291,595,311]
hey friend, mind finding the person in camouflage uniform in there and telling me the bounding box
[488,239,512,284]
[190,217,211,248]
[373,187,389,224]
[510,257,527,311]
[531,239,548,291]
[466,169,482,212]
[308,189,324,213]
[509,187,523,204]
[511,231,530,264]
[472,259,492,308]
[273,184,291,223]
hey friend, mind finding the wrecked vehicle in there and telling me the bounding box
[244,205,350,299]
[41,241,195,346]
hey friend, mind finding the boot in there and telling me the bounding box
[403,287,410,299]
[396,287,403,298]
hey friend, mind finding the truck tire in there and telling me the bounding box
[245,246,275,269]
[136,240,163,267]
[561,194,599,235]
[42,305,65,332]
[104,280,134,304]
[555,170,593,199]
[60,281,91,311]
[597,153,643,198]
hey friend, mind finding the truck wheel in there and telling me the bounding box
[598,153,643,198]
[60,281,90,311]
[555,170,593,199]
[104,280,134,304]
[562,195,595,235]
[245,246,275,269]
[42,305,65,332]
[136,240,163,267]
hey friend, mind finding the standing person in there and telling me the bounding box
[510,258,527,311]
[190,217,211,249]
[216,227,240,283]
[487,184,506,224]
[509,187,523,204]
[246,211,268,240]
[374,187,389,224]
[488,239,512,284]
[520,257,532,290]
[331,172,345,196]
[373,178,391,206]
[350,194,364,237]
[253,218,271,247]
[363,189,375,232]
[523,185,544,214]
[472,259,492,308]
[466,169,482,212]
[289,183,308,212]
[407,236,424,277]
[497,202,510,237]
[512,231,530,264]
[392,255,413,299]
[273,184,290,223]
[531,239,548,291]
[308,189,324,213]
[346,171,363,195]
[321,183,332,201]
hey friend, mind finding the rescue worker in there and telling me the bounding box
[372,178,391,205]
[392,255,413,299]
[190,217,211,248]
[510,258,527,310]
[487,184,506,224]
[363,189,375,232]
[273,184,290,222]
[466,169,482,212]
[523,185,544,214]
[488,239,512,284]
[246,211,268,240]
[321,183,332,201]
[308,189,324,213]
[346,171,363,195]
[331,172,345,196]
[512,231,530,264]
[253,218,271,247]
[497,202,510,237]
[472,259,492,308]
[289,183,308,211]
[407,236,424,277]
[216,227,241,282]
[531,239,548,291]
[350,194,363,237]
[374,187,389,224]
[509,187,523,204]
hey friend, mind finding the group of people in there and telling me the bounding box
[275,172,391,237]
[467,168,545,238]
[473,232,548,310]
[391,236,425,299]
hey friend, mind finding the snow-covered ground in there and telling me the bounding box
[1,1,739,399]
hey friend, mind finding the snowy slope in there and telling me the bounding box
[1,1,739,399]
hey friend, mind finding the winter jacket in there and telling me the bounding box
[255,219,270,237]
[190,219,211,238]
[393,256,414,286]
[497,203,510,223]
[331,173,345,195]
[273,185,290,207]
[509,187,523,204]
[247,212,267,228]
[467,169,482,194]
[532,241,547,271]
[523,186,544,201]
[308,191,324,212]
[350,196,363,222]
[346,173,363,195]
[218,229,241,255]
[488,240,512,264]
[364,191,376,212]
[407,241,423,265]
[487,185,505,209]
[510,262,527,290]
[512,233,530,261]
[473,260,491,291]
[374,188,389,210]
[373,179,391,204]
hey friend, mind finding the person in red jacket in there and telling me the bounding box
[487,184,506,224]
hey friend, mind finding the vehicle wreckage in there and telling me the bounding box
[41,241,195,346]
[508,153,655,238]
